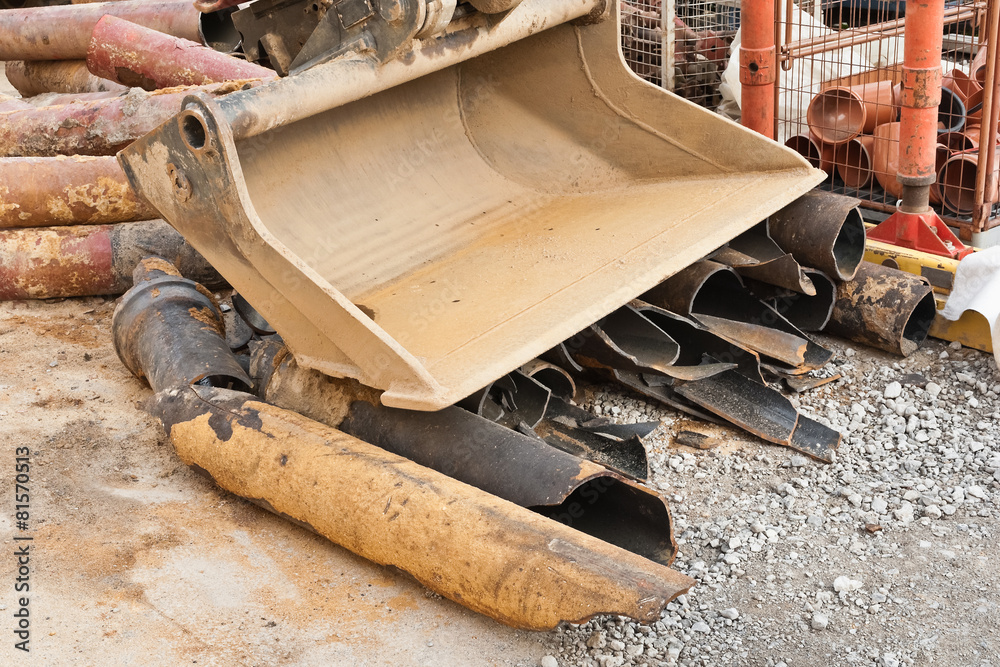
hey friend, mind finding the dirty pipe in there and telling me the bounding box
[87,16,275,90]
[113,258,252,393]
[5,60,126,97]
[740,0,776,138]
[0,0,203,61]
[0,81,262,157]
[0,220,223,300]
[825,261,936,356]
[0,156,156,228]
[767,190,866,281]
[151,384,695,630]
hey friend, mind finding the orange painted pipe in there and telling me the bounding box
[896,0,945,194]
[740,0,775,138]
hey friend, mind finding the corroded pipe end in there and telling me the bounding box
[826,261,935,356]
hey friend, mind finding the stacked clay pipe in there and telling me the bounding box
[787,60,992,218]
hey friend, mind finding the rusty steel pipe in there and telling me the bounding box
[0,0,203,61]
[740,0,776,137]
[150,384,695,630]
[0,219,222,300]
[113,258,252,394]
[825,261,936,357]
[87,16,275,91]
[895,0,945,210]
[768,190,866,281]
[5,60,126,97]
[0,81,261,157]
[0,156,155,228]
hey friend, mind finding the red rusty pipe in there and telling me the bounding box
[0,0,202,62]
[740,0,776,138]
[87,16,275,91]
[0,219,223,300]
[896,0,945,213]
[0,80,263,157]
[0,156,156,228]
[5,61,127,97]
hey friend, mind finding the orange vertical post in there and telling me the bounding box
[867,0,973,258]
[740,0,776,138]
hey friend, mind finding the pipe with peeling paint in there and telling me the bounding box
[5,60,127,97]
[150,384,694,630]
[0,219,223,300]
[0,80,263,157]
[0,0,203,61]
[0,156,156,228]
[87,16,276,91]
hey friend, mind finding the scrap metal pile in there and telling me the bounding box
[0,0,946,631]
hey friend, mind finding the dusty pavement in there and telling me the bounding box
[1,295,999,667]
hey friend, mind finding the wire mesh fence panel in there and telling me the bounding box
[620,0,738,107]
[776,0,994,235]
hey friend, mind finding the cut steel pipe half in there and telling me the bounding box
[768,190,866,281]
[151,384,695,630]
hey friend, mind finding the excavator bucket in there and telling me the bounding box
[119,0,824,410]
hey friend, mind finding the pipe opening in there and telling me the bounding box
[941,156,978,214]
[199,7,242,53]
[527,367,576,400]
[832,207,866,280]
[532,477,676,565]
[807,88,865,144]
[689,270,748,318]
[900,290,937,355]
[938,88,966,134]
[195,373,254,394]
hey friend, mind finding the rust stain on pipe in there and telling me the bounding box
[151,385,695,630]
[0,81,262,157]
[88,16,275,91]
[0,0,201,61]
[0,219,222,300]
[0,155,156,227]
[826,261,936,357]
[5,60,126,97]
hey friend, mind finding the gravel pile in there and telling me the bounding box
[534,337,1000,667]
